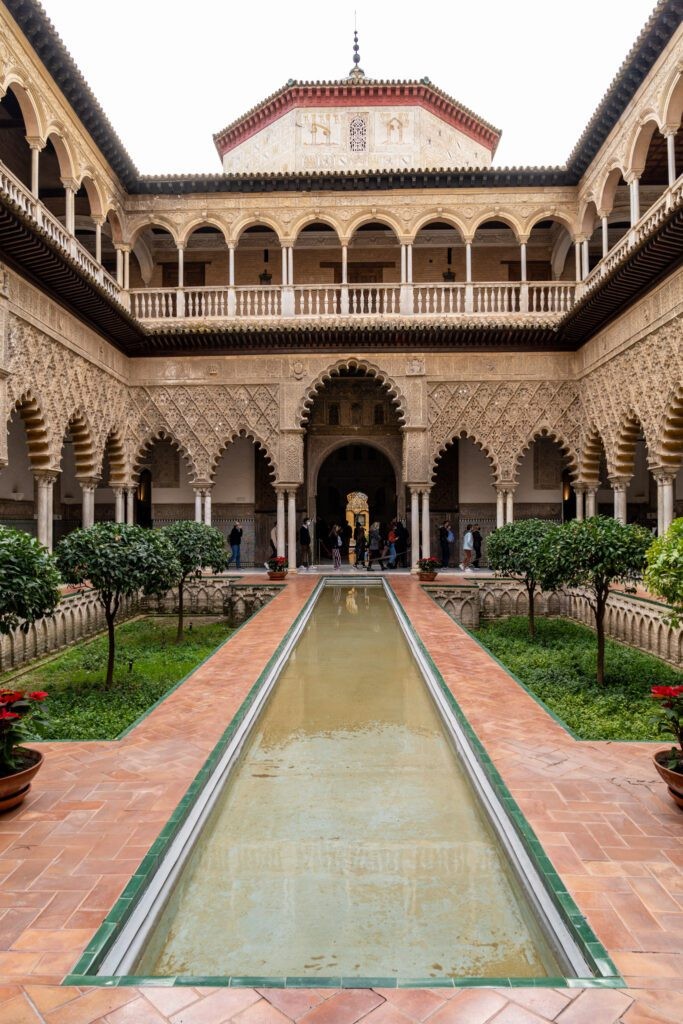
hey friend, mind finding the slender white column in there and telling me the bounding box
[287,246,294,285]
[666,131,677,186]
[410,487,420,565]
[400,244,406,284]
[228,245,235,286]
[116,247,123,286]
[126,487,135,524]
[35,475,52,549]
[95,220,102,264]
[194,489,203,523]
[29,144,40,197]
[585,488,597,518]
[574,241,581,281]
[276,488,286,557]
[80,481,96,528]
[406,243,413,283]
[496,488,505,528]
[177,247,184,288]
[203,490,212,527]
[506,489,514,524]
[123,248,130,290]
[519,242,527,282]
[281,246,288,285]
[630,178,640,225]
[465,241,472,283]
[656,475,664,536]
[420,490,430,559]
[661,474,675,535]
[64,184,75,235]
[611,480,627,524]
[113,487,125,523]
[574,487,585,522]
[601,216,609,258]
[582,239,589,279]
[341,244,348,284]
[287,489,297,571]
[46,476,54,553]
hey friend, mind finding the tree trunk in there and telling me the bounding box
[177,579,184,642]
[105,606,116,690]
[596,593,606,686]
[527,584,536,639]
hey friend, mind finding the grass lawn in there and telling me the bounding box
[2,617,232,741]
[474,616,683,741]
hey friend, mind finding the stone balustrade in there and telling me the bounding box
[426,579,683,667]
[142,577,278,623]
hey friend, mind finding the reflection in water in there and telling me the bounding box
[136,586,559,979]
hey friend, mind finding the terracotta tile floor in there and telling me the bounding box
[0,575,680,1022]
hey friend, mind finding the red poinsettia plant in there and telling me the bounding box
[266,556,288,573]
[651,684,683,771]
[0,689,48,775]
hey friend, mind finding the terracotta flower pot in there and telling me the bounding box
[653,749,683,808]
[418,572,438,582]
[0,749,43,812]
[267,571,288,580]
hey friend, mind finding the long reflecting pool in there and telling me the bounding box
[135,583,561,979]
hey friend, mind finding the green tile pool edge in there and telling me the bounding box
[63,575,624,991]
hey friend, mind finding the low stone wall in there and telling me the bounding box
[426,579,682,667]
[142,577,279,624]
[0,588,140,674]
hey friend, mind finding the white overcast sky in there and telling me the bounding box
[38,0,657,174]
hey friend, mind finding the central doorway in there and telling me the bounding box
[315,444,397,560]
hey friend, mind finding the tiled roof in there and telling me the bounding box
[2,0,682,192]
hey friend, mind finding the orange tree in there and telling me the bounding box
[486,519,560,638]
[162,521,228,640]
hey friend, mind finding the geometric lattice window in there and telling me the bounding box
[349,116,367,152]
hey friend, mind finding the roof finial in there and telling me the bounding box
[349,13,365,80]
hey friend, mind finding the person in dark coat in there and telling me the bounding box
[228,522,243,569]
[299,518,311,570]
[472,524,483,569]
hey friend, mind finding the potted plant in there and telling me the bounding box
[650,684,683,808]
[0,689,49,811]
[266,556,288,580]
[417,556,440,581]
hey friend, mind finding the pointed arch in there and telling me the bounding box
[431,430,498,483]
[512,425,578,483]
[9,391,51,471]
[209,429,277,482]
[298,358,407,428]
[656,384,683,473]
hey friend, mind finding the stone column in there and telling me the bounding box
[115,247,123,287]
[80,479,97,528]
[63,181,76,235]
[519,242,527,282]
[35,473,55,550]
[665,130,677,186]
[287,246,294,286]
[465,241,472,282]
[574,487,585,522]
[601,215,609,258]
[658,473,675,535]
[420,490,430,559]
[341,244,348,284]
[629,177,640,225]
[113,487,125,523]
[581,238,589,279]
[228,245,235,286]
[406,243,413,283]
[28,141,41,198]
[281,246,288,285]
[194,489,203,523]
[125,487,135,524]
[94,219,103,264]
[410,487,420,565]
[203,489,212,527]
[276,487,286,558]
[611,478,628,524]
[400,244,407,283]
[506,489,514,524]
[574,241,581,281]
[496,488,505,529]
[287,488,297,571]
[585,487,597,518]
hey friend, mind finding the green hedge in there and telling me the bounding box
[2,617,231,741]
[474,616,683,741]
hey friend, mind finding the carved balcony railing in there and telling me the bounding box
[0,161,123,305]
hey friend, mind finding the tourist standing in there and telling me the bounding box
[460,524,474,572]
[329,524,342,570]
[299,518,311,570]
[472,524,483,568]
[439,520,451,568]
[229,522,243,570]
[269,523,277,558]
[387,521,398,569]
[354,524,367,568]
[396,519,409,568]
[368,521,381,571]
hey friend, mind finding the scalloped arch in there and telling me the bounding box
[656,384,683,473]
[512,426,578,483]
[9,390,51,471]
[431,431,498,482]
[298,358,408,428]
[209,429,277,481]
[133,430,199,484]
